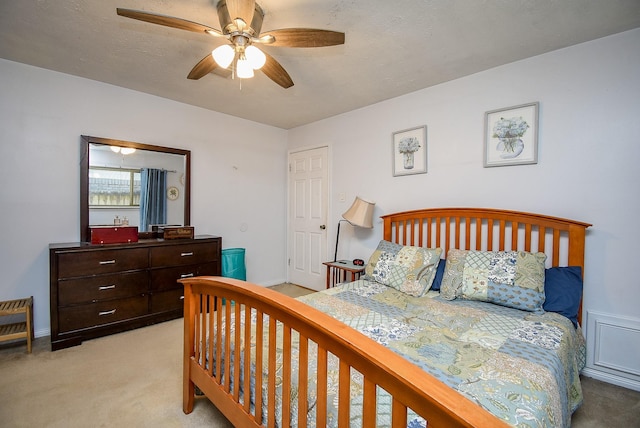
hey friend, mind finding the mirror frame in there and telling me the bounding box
[80,135,191,242]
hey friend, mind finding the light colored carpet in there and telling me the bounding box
[0,283,312,428]
[571,376,640,427]
[1,283,638,427]
[0,317,232,428]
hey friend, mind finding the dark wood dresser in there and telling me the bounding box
[49,235,221,350]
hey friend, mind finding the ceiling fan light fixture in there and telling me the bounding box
[110,146,136,155]
[236,57,254,78]
[245,45,266,69]
[116,3,344,89]
[212,44,235,69]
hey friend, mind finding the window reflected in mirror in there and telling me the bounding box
[89,167,141,207]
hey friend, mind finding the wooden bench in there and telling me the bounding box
[0,297,33,353]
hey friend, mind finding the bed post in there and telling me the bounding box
[567,223,588,326]
[183,282,195,414]
[383,216,392,242]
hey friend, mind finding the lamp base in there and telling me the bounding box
[333,219,348,262]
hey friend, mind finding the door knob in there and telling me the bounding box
[320,225,326,230]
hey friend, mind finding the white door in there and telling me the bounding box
[288,147,329,290]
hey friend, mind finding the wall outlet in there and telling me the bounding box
[339,192,346,202]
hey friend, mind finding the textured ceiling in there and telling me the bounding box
[1,0,639,129]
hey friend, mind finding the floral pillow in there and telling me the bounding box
[364,240,442,297]
[440,249,547,313]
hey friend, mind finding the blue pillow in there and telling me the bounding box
[543,266,583,327]
[431,259,446,291]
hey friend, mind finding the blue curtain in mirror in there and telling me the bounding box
[139,168,167,232]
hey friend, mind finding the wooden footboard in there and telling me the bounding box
[181,276,509,428]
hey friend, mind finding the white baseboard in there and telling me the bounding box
[581,367,640,392]
[34,328,50,339]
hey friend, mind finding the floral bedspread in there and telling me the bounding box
[295,279,586,428]
[212,279,585,427]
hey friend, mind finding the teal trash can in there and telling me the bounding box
[221,248,246,281]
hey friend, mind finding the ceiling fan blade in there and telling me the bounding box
[116,8,223,37]
[261,52,294,89]
[225,0,255,27]
[260,29,345,47]
[187,54,230,80]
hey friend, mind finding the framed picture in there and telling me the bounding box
[484,102,539,167]
[392,126,427,176]
[167,186,180,201]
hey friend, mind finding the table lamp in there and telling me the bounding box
[334,196,375,262]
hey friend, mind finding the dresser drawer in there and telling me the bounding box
[58,271,149,306]
[58,296,148,332]
[150,262,219,291]
[151,289,185,313]
[57,248,148,278]
[150,241,219,268]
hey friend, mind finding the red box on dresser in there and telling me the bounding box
[90,226,139,244]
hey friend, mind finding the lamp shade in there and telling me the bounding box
[212,44,234,69]
[245,45,266,69]
[342,196,375,228]
[236,57,255,78]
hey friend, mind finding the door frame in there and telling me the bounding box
[286,144,332,286]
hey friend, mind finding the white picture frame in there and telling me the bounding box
[392,126,427,176]
[484,102,539,167]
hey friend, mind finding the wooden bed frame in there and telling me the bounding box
[181,208,591,427]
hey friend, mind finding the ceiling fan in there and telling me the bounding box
[116,0,345,88]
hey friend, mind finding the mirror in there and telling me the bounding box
[80,135,191,242]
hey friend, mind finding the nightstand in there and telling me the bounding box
[323,261,365,289]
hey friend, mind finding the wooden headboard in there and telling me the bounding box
[382,208,591,324]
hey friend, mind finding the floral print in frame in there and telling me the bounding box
[392,125,427,176]
[484,102,539,167]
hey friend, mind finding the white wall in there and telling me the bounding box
[0,58,288,337]
[288,29,640,388]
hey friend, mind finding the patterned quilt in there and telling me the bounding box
[213,279,585,427]
[296,279,586,427]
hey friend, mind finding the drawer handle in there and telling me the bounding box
[180,296,185,300]
[180,273,194,278]
[98,285,116,291]
[99,309,116,316]
[180,252,194,257]
[99,260,116,265]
